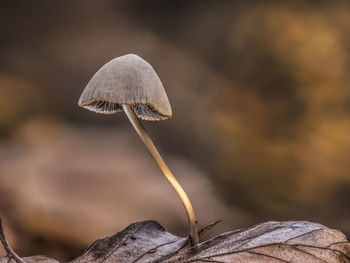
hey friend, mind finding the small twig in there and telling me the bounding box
[0,218,25,263]
[177,220,223,254]
[199,219,222,238]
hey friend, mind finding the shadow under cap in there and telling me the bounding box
[78,54,172,121]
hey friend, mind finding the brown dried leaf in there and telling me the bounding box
[70,220,188,263]
[167,221,350,263]
[0,256,59,263]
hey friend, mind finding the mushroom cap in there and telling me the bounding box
[78,54,172,121]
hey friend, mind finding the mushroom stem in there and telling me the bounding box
[122,104,199,246]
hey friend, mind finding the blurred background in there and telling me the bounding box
[1,0,350,261]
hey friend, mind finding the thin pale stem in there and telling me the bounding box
[122,104,199,245]
[0,218,25,263]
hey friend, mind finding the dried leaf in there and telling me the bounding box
[0,255,59,263]
[70,220,188,263]
[167,221,350,263]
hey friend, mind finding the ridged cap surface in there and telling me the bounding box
[78,54,172,121]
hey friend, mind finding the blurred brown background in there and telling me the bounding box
[1,0,350,261]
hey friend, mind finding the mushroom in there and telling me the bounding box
[78,54,199,245]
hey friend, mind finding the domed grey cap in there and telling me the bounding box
[78,54,172,121]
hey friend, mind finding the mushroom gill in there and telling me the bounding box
[82,100,167,121]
